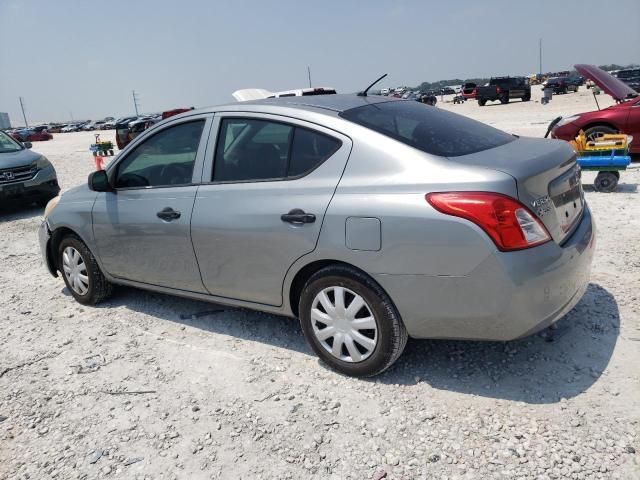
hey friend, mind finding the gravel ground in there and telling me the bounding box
[1,89,639,480]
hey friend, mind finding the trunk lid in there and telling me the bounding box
[451,137,584,244]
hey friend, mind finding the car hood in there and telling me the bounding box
[575,64,638,101]
[0,148,42,169]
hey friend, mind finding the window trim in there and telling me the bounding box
[109,118,209,191]
[207,116,343,185]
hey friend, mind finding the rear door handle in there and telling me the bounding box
[281,208,316,224]
[157,207,181,221]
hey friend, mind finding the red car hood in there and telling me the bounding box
[575,64,638,102]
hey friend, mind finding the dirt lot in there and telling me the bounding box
[1,88,639,480]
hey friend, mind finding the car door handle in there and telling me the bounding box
[157,207,181,221]
[281,209,316,224]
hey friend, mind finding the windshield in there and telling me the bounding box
[339,100,515,157]
[0,131,24,153]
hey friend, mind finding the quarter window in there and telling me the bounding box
[115,120,205,188]
[213,118,340,182]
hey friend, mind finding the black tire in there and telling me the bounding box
[500,94,509,104]
[298,265,408,377]
[584,125,617,142]
[522,95,531,102]
[58,235,113,305]
[478,99,486,106]
[594,172,618,193]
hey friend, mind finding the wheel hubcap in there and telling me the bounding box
[310,286,378,363]
[62,246,89,295]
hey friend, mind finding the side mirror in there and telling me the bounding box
[23,142,32,149]
[88,170,112,192]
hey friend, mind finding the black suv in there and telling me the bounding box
[475,77,531,106]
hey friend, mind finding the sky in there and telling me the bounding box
[1,0,638,125]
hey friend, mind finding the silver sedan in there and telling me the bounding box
[39,94,595,377]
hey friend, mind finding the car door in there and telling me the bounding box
[509,79,524,98]
[92,115,212,292]
[191,114,351,306]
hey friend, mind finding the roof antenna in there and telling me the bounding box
[358,73,387,97]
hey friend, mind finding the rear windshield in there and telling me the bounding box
[339,100,515,157]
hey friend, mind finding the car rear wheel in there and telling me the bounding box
[58,235,113,305]
[299,265,408,377]
[478,99,486,106]
[584,125,617,142]
[500,94,509,104]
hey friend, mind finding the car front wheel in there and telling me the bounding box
[58,235,113,305]
[299,265,408,377]
[584,125,617,142]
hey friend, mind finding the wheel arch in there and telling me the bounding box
[49,226,90,273]
[287,259,391,318]
[581,121,619,134]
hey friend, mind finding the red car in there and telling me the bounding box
[461,82,477,99]
[10,128,53,142]
[551,64,639,154]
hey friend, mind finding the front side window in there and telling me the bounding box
[213,118,341,182]
[115,120,205,188]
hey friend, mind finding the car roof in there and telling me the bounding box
[241,93,394,112]
[205,93,397,116]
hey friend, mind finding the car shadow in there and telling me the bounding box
[97,286,309,355]
[372,283,619,404]
[96,282,618,404]
[0,203,43,222]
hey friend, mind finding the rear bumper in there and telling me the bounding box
[0,165,59,202]
[375,206,595,341]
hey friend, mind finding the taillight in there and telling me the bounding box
[496,87,501,94]
[426,192,551,251]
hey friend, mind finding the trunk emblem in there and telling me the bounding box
[531,195,552,217]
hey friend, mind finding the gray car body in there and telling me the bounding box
[39,95,594,341]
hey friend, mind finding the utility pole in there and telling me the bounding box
[132,90,141,116]
[307,66,312,88]
[19,97,29,128]
[539,38,542,77]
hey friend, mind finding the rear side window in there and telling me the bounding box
[340,100,515,157]
[289,128,341,177]
[213,118,341,182]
